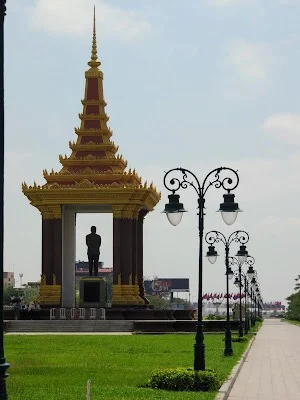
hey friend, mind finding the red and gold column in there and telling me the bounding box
[42,218,54,285]
[112,205,123,304]
[112,205,144,305]
[39,205,62,306]
[137,209,149,304]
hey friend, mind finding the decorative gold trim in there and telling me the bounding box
[132,284,145,305]
[68,142,118,153]
[112,285,126,304]
[44,172,141,184]
[40,205,62,219]
[38,274,61,305]
[22,186,161,216]
[79,113,109,121]
[87,5,101,69]
[58,156,127,169]
[74,127,112,137]
[120,284,139,305]
[122,205,141,219]
[112,205,124,218]
[41,274,46,286]
[81,99,107,106]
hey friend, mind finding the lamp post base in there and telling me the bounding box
[224,329,233,357]
[194,342,205,371]
[0,360,10,399]
[238,323,244,338]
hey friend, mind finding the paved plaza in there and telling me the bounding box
[228,319,300,400]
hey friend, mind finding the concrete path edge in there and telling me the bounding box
[214,336,256,400]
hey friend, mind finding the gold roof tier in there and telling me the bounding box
[22,7,160,218]
[68,141,119,153]
[74,127,113,138]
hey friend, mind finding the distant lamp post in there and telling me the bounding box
[256,288,263,318]
[247,269,259,327]
[230,255,255,337]
[163,167,240,371]
[0,1,10,398]
[205,230,249,356]
[252,280,261,324]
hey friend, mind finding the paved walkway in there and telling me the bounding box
[228,319,300,400]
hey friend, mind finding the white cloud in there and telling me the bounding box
[27,0,151,42]
[205,0,242,5]
[226,40,270,81]
[263,113,300,145]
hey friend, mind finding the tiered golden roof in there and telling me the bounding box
[22,8,160,219]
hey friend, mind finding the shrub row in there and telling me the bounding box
[149,368,219,392]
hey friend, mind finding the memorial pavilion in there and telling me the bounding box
[22,10,160,308]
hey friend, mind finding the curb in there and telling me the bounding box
[214,336,256,400]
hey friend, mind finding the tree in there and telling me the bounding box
[286,292,300,321]
[21,286,39,305]
[146,294,192,309]
[294,275,300,292]
[3,285,39,306]
[3,286,22,305]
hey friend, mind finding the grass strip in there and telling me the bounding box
[6,333,252,400]
[283,319,300,327]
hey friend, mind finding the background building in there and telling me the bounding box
[144,278,190,309]
[75,261,112,286]
[144,278,190,295]
[4,272,15,287]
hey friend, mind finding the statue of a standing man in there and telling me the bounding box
[86,226,102,277]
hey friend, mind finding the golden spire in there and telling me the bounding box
[88,6,101,68]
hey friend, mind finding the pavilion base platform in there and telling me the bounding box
[4,319,242,333]
[4,308,196,321]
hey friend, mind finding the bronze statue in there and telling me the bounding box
[86,226,101,276]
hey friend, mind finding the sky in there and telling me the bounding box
[3,0,300,305]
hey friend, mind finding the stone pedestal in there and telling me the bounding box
[79,277,107,307]
[233,303,245,319]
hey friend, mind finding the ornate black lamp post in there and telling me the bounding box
[234,270,250,334]
[163,167,240,371]
[248,270,259,327]
[252,280,261,324]
[230,255,255,337]
[255,283,263,318]
[205,231,249,356]
[257,291,263,318]
[245,259,256,331]
[0,1,9,398]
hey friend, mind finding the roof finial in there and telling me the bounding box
[88,5,101,68]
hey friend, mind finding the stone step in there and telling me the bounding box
[5,320,134,333]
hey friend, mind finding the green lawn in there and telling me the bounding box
[5,333,251,400]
